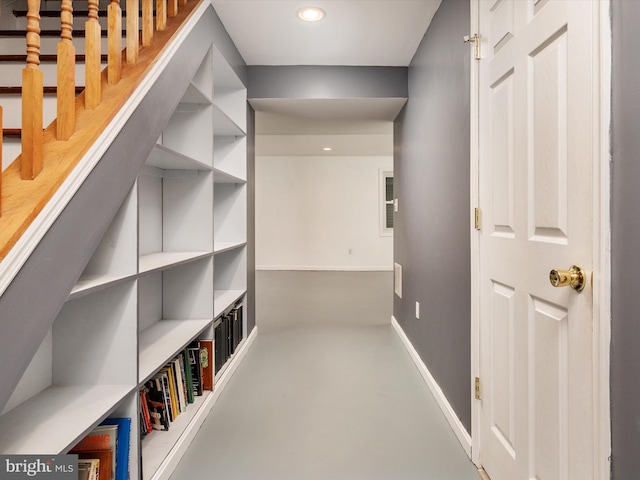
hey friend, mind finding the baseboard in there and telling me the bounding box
[256,266,394,272]
[152,326,258,480]
[391,316,472,458]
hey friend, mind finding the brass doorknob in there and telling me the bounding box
[549,265,586,292]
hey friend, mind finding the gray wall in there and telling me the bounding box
[248,66,407,100]
[393,0,471,432]
[610,1,640,477]
[247,104,256,334]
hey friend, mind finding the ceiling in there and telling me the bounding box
[211,0,441,66]
[212,0,440,132]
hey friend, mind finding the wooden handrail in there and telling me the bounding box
[0,0,199,246]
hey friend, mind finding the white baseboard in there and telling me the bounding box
[391,316,472,458]
[256,266,394,272]
[152,326,258,480]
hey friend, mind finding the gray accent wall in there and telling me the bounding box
[247,104,256,333]
[393,0,471,432]
[610,1,640,477]
[248,66,408,100]
[211,7,247,86]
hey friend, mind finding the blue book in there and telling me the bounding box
[101,417,131,480]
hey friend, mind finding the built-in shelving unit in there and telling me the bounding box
[0,41,249,480]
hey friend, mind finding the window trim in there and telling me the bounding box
[379,169,394,237]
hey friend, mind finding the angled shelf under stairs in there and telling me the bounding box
[0,40,249,480]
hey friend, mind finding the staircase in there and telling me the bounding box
[0,0,216,416]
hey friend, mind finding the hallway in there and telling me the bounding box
[169,271,479,479]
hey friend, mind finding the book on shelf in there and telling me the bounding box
[178,351,192,404]
[144,376,171,431]
[139,388,153,436]
[162,365,180,421]
[182,348,195,404]
[157,370,175,423]
[77,450,112,480]
[214,320,225,374]
[71,424,117,480]
[100,417,131,480]
[171,357,187,414]
[187,341,203,396]
[200,339,214,391]
[77,459,99,480]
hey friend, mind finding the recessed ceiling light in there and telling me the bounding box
[297,6,326,22]
[323,147,332,151]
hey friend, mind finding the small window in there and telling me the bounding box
[380,170,394,236]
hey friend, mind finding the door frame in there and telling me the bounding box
[468,1,612,478]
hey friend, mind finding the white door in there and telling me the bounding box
[477,1,601,479]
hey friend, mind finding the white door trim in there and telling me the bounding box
[468,0,612,474]
[594,1,612,477]
[469,0,481,468]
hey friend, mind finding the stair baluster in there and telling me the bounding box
[126,0,139,64]
[21,0,43,180]
[1,105,3,217]
[142,0,153,46]
[156,0,167,31]
[85,0,101,109]
[56,0,75,140]
[168,0,178,18]
[108,0,123,84]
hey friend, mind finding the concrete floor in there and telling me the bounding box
[170,271,479,480]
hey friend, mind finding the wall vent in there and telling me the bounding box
[394,262,402,298]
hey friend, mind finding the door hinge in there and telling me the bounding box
[464,33,481,60]
[475,377,481,400]
[474,207,482,230]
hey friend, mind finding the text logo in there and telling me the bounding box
[0,455,77,479]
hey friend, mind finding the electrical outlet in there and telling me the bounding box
[416,301,420,319]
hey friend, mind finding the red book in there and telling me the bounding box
[200,340,214,391]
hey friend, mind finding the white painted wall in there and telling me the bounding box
[256,154,393,271]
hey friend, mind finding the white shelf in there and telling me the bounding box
[69,273,134,300]
[0,385,133,454]
[214,289,246,319]
[141,391,212,480]
[214,136,246,181]
[146,144,213,171]
[139,252,213,275]
[138,319,212,383]
[214,168,246,184]
[179,83,212,106]
[213,106,245,137]
[214,241,246,255]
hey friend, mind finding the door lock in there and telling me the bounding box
[549,265,586,292]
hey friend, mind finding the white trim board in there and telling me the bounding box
[391,316,472,458]
[256,266,394,272]
[150,326,258,480]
